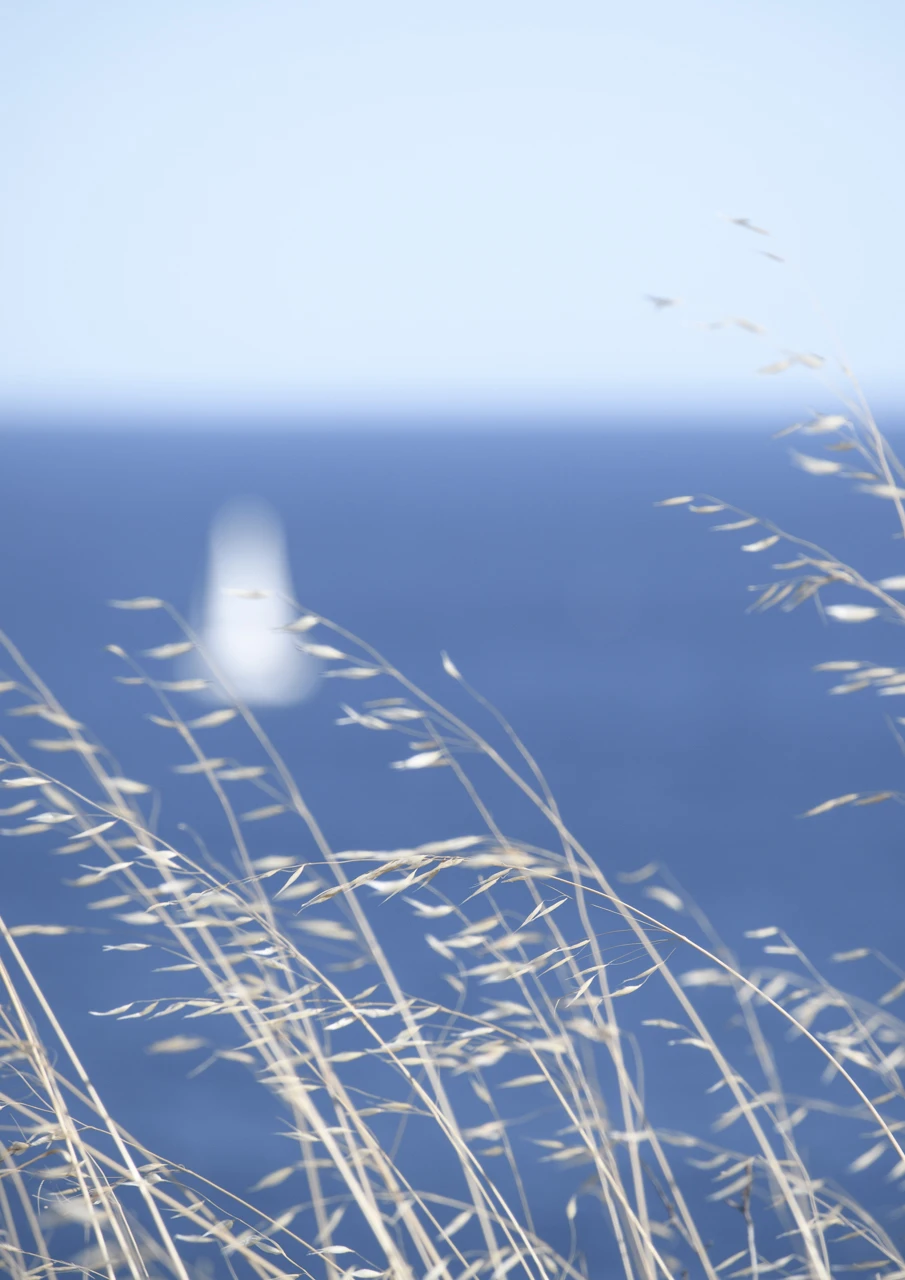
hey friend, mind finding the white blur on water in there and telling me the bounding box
[194,498,317,707]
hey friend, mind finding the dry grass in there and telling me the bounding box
[0,288,903,1280]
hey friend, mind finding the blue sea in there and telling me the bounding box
[1,424,903,1256]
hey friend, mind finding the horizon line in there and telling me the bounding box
[2,405,903,432]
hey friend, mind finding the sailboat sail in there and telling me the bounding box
[196,498,316,707]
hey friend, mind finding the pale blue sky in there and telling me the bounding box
[1,2,902,421]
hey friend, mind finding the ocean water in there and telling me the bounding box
[1,425,903,1253]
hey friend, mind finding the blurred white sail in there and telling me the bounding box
[197,498,316,707]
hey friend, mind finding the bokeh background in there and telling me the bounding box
[1,0,904,1237]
